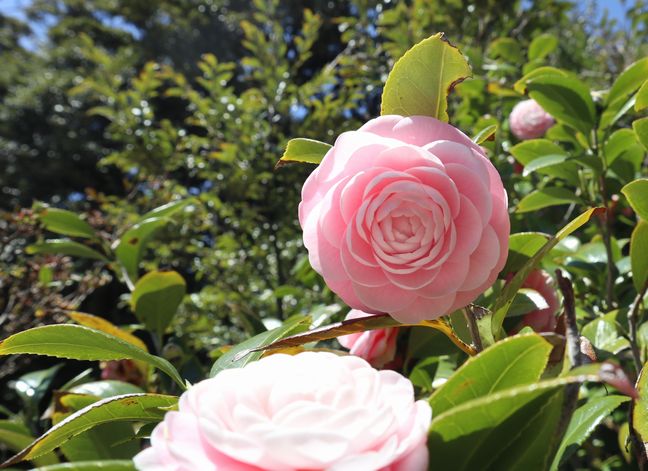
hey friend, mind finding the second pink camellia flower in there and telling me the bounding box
[299,115,510,323]
[338,309,399,368]
[509,99,554,140]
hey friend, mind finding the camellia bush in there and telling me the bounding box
[1,16,648,471]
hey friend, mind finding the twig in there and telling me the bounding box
[463,305,484,353]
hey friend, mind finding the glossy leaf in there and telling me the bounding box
[68,312,147,351]
[633,117,648,151]
[492,207,604,338]
[631,221,648,293]
[1,394,176,467]
[381,33,472,121]
[472,124,497,144]
[622,179,648,220]
[606,57,648,107]
[429,334,552,416]
[39,208,96,239]
[0,325,184,388]
[526,75,596,135]
[550,395,629,469]
[503,232,550,274]
[581,311,629,354]
[509,289,549,317]
[31,461,136,470]
[509,139,578,182]
[516,187,581,213]
[210,315,311,377]
[632,363,648,457]
[131,270,186,336]
[276,138,331,166]
[513,66,572,94]
[521,154,570,176]
[26,240,108,262]
[114,217,172,282]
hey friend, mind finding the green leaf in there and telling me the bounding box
[509,139,578,183]
[1,394,176,467]
[0,421,59,467]
[131,271,186,336]
[428,374,600,471]
[513,66,572,95]
[528,34,558,61]
[31,461,135,471]
[633,117,648,151]
[582,311,630,354]
[516,187,581,213]
[636,80,648,112]
[632,363,648,456]
[604,128,641,165]
[139,198,196,223]
[39,208,96,239]
[526,75,596,136]
[472,124,497,145]
[381,32,472,121]
[550,395,629,469]
[68,381,145,398]
[509,289,550,317]
[622,179,648,220]
[606,58,648,107]
[488,38,522,62]
[492,207,604,338]
[0,325,185,389]
[277,138,331,166]
[503,232,550,274]
[114,218,172,282]
[26,240,108,262]
[429,334,552,416]
[631,221,648,292]
[210,315,311,377]
[521,154,569,176]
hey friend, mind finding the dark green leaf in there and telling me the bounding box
[429,334,552,416]
[381,33,472,121]
[26,240,108,262]
[550,395,629,469]
[0,325,185,389]
[1,394,176,467]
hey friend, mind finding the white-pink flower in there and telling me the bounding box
[509,99,554,140]
[338,310,399,368]
[133,352,431,471]
[299,115,510,323]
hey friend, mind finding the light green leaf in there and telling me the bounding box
[528,34,558,61]
[131,271,186,336]
[1,394,176,467]
[429,334,552,416]
[631,363,648,456]
[513,66,572,94]
[472,124,497,145]
[604,128,641,165]
[622,179,648,220]
[210,315,311,377]
[0,325,185,389]
[582,311,630,354]
[139,198,197,222]
[39,208,96,239]
[516,187,581,213]
[0,421,59,467]
[492,207,604,338]
[503,232,550,274]
[489,38,522,62]
[114,218,172,282]
[526,75,596,135]
[521,154,569,176]
[633,117,648,151]
[277,138,331,166]
[26,240,108,262]
[631,220,648,292]
[509,139,578,182]
[636,80,648,112]
[381,32,472,121]
[32,461,135,470]
[550,395,629,469]
[606,58,648,107]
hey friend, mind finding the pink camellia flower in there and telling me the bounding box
[509,99,554,140]
[133,352,431,471]
[338,309,399,368]
[299,115,510,323]
[513,269,560,333]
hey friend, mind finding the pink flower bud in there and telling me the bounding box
[338,309,399,367]
[509,99,554,140]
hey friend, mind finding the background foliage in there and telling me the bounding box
[0,0,647,469]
